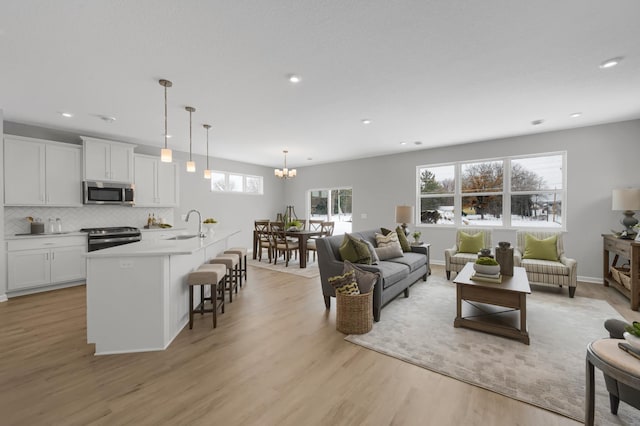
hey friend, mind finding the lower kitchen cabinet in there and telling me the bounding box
[7,236,86,292]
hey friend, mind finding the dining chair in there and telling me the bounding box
[307,221,335,263]
[270,221,299,267]
[254,220,272,263]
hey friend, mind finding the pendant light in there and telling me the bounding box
[203,124,212,179]
[274,150,296,179]
[185,106,196,172]
[159,79,173,162]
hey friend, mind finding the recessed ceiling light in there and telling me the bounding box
[60,112,73,118]
[361,119,371,125]
[164,134,173,138]
[414,141,423,145]
[400,142,407,146]
[288,74,301,84]
[599,57,623,69]
[531,119,544,126]
[307,157,313,161]
[570,112,582,118]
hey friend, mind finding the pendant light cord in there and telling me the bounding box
[164,85,168,149]
[206,127,210,169]
[189,109,193,161]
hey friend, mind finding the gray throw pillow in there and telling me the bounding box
[360,238,380,264]
[375,244,403,260]
[343,261,379,294]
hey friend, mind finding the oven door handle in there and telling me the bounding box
[89,236,141,245]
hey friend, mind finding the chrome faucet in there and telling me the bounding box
[185,209,206,238]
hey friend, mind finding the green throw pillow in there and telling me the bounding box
[395,226,411,252]
[458,231,484,253]
[338,234,372,264]
[523,234,559,261]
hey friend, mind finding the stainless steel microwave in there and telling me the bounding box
[83,181,135,205]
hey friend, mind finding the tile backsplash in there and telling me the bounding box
[4,206,175,235]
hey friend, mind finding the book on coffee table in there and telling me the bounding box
[618,342,640,361]
[470,272,502,283]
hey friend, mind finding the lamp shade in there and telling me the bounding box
[612,188,640,211]
[395,205,414,224]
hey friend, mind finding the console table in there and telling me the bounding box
[602,234,640,310]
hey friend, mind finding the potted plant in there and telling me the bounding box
[286,220,302,231]
[412,231,422,244]
[203,218,218,233]
[624,322,640,350]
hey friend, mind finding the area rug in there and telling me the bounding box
[248,257,320,279]
[345,276,640,425]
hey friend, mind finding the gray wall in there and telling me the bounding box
[171,149,285,250]
[0,110,6,300]
[287,119,640,281]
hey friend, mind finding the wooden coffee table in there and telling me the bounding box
[453,262,531,345]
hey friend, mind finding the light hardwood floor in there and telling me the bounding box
[1,264,638,425]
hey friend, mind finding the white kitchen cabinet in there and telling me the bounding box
[3,135,82,206]
[82,136,135,183]
[7,236,87,292]
[134,154,178,207]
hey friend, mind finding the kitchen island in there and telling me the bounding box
[86,228,239,355]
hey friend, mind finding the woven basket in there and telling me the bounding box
[336,291,373,334]
[611,265,631,290]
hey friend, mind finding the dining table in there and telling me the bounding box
[252,228,324,268]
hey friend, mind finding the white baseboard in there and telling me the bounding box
[6,281,84,298]
[0,294,7,303]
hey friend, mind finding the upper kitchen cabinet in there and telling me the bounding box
[82,136,135,183]
[134,154,179,207]
[3,135,82,206]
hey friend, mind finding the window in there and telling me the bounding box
[417,152,565,229]
[210,171,263,194]
[308,187,353,235]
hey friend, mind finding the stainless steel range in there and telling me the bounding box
[81,227,142,252]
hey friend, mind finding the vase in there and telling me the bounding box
[203,223,217,234]
[624,332,640,350]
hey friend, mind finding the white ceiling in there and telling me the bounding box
[1,1,639,169]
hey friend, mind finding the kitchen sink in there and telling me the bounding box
[164,234,198,240]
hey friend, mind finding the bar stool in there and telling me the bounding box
[187,263,226,329]
[224,247,247,287]
[209,253,240,302]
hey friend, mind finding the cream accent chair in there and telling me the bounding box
[445,228,493,280]
[513,231,577,298]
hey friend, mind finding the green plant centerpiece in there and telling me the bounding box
[412,231,422,243]
[286,220,302,230]
[203,218,217,224]
[625,321,640,337]
[475,257,498,266]
[202,218,218,234]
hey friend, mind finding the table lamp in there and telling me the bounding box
[395,205,414,236]
[612,188,640,238]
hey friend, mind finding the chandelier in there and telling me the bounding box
[274,150,297,179]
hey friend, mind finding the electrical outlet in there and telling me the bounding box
[361,213,368,219]
[119,260,134,269]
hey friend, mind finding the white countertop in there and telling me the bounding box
[85,228,240,258]
[140,227,187,233]
[4,231,87,240]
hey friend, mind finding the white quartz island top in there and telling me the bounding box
[86,228,239,257]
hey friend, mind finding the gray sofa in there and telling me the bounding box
[316,229,429,322]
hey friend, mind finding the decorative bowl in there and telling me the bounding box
[498,241,511,249]
[473,263,500,275]
[624,332,640,350]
